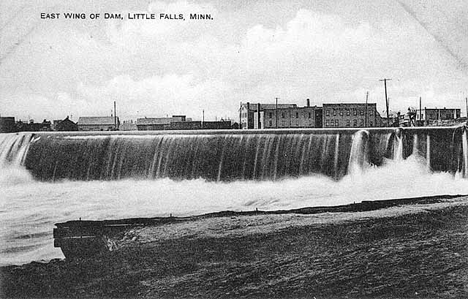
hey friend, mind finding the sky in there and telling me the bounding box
[1,0,468,122]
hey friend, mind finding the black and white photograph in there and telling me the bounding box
[1,0,468,298]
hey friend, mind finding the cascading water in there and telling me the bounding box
[426,135,431,171]
[393,129,404,161]
[0,133,34,185]
[0,133,33,168]
[348,130,370,175]
[1,128,467,182]
[412,134,419,156]
[461,129,468,178]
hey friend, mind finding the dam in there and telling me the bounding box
[1,126,467,182]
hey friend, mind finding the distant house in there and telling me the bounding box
[78,116,119,131]
[55,116,78,131]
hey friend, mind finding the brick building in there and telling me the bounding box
[322,103,383,128]
[240,100,384,129]
[255,105,323,129]
[239,102,297,129]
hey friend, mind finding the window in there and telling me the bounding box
[269,112,273,118]
[339,110,343,116]
[353,119,357,127]
[326,120,329,126]
[353,109,357,116]
[282,113,285,118]
[269,120,272,126]
[308,112,311,118]
[335,120,339,127]
[360,110,364,116]
[360,119,364,127]
[346,120,350,127]
[326,109,330,116]
[333,109,337,116]
[346,109,350,116]
[370,110,373,116]
[296,112,299,118]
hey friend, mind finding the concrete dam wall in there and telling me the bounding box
[0,127,466,182]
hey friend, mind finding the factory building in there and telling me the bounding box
[240,100,382,129]
[254,104,323,129]
[322,103,383,128]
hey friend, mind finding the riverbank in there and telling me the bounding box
[2,196,468,298]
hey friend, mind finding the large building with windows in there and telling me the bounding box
[322,103,383,128]
[239,102,298,129]
[255,105,322,129]
[240,101,383,129]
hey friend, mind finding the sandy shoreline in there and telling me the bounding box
[2,196,468,298]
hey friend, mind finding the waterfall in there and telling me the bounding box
[393,130,404,161]
[426,135,431,171]
[462,130,468,177]
[412,134,419,156]
[1,127,466,183]
[0,133,33,168]
[348,130,370,175]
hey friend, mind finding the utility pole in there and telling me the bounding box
[379,78,391,126]
[365,91,369,127]
[202,110,205,129]
[466,97,467,118]
[275,97,279,128]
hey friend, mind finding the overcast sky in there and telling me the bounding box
[1,0,468,122]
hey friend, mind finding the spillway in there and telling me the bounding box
[1,127,466,182]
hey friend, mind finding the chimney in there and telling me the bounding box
[306,99,310,107]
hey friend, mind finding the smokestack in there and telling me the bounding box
[306,98,310,107]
